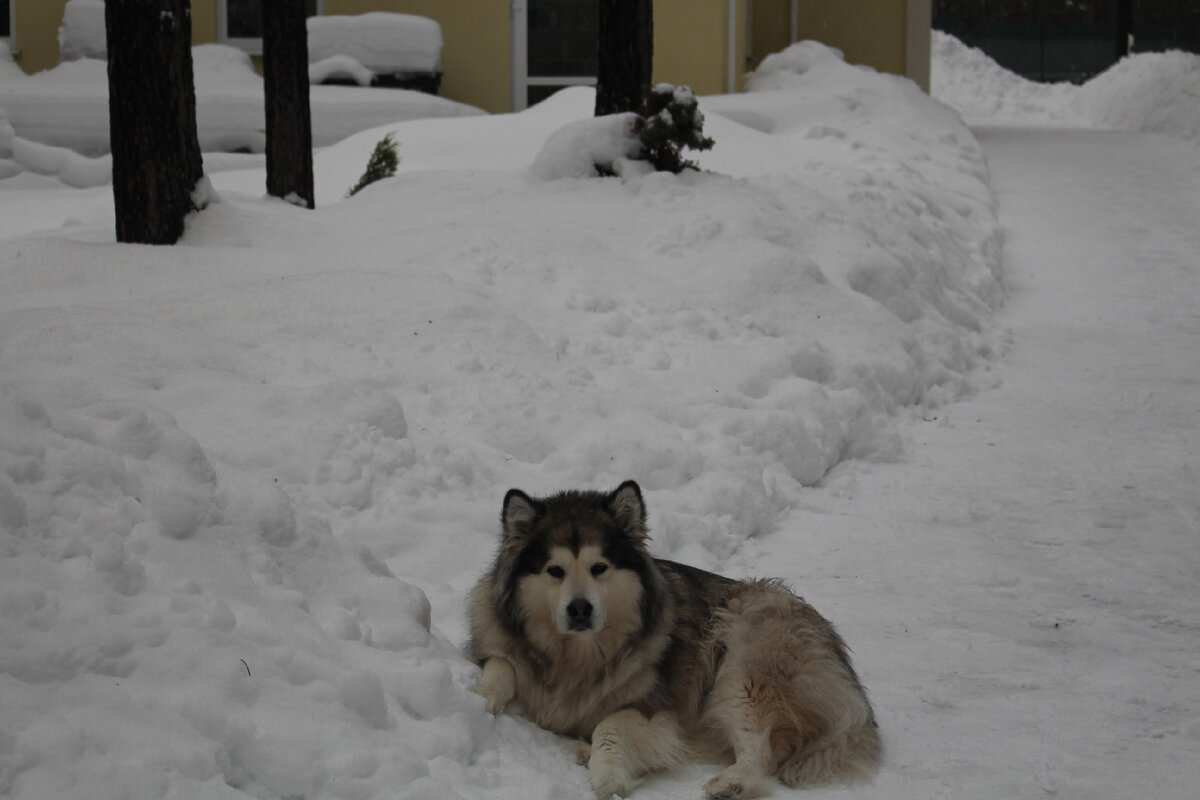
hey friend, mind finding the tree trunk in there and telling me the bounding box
[262,0,315,209]
[105,0,204,245]
[1116,0,1134,60]
[595,0,654,117]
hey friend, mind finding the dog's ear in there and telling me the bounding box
[501,489,541,540]
[608,480,648,540]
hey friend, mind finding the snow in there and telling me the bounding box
[57,0,107,63]
[0,42,480,161]
[932,30,1200,143]
[308,12,443,75]
[57,2,444,78]
[528,112,647,179]
[310,55,376,88]
[1,33,1199,800]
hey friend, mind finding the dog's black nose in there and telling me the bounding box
[566,597,593,630]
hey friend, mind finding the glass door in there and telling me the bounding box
[512,0,598,110]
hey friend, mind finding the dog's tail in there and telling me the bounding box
[777,724,882,787]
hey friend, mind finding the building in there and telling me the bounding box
[3,1,931,114]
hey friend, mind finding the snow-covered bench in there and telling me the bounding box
[307,13,444,94]
[57,3,445,95]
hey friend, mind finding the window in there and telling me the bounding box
[219,0,321,49]
[514,0,599,110]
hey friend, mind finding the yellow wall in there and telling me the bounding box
[12,0,67,74]
[795,0,909,78]
[13,1,221,74]
[751,0,794,71]
[655,0,725,96]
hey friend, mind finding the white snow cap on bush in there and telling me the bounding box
[528,112,647,180]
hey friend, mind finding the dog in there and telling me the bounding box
[468,480,881,798]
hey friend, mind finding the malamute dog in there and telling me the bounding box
[468,481,881,798]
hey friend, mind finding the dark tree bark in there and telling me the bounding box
[105,0,205,245]
[1116,0,1134,60]
[262,0,315,209]
[595,0,654,117]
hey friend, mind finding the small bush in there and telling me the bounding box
[636,84,715,173]
[346,133,400,197]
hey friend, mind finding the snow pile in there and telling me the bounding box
[1073,49,1200,144]
[308,13,443,75]
[0,43,481,163]
[310,54,376,88]
[56,0,106,63]
[0,41,1009,798]
[932,30,1200,143]
[0,42,25,81]
[528,112,646,179]
[930,31,1079,124]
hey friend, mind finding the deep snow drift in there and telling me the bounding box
[2,33,1198,800]
[0,41,1006,799]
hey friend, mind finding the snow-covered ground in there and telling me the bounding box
[0,41,480,187]
[1,33,1198,800]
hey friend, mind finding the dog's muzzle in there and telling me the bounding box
[566,597,594,631]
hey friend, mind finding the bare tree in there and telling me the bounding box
[262,0,314,208]
[105,0,205,245]
[595,0,654,116]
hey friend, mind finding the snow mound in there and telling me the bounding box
[0,380,479,798]
[931,30,1080,124]
[743,40,848,91]
[0,43,481,168]
[932,30,1200,144]
[56,0,107,63]
[1073,49,1200,143]
[308,12,443,74]
[1,41,1005,800]
[310,55,376,87]
[528,113,647,180]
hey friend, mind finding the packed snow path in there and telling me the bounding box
[748,129,1199,799]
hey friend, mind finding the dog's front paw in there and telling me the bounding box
[704,764,771,800]
[473,683,508,714]
[475,658,516,715]
[589,751,633,798]
[568,739,592,766]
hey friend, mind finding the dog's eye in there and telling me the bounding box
[546,565,565,579]
[590,563,609,577]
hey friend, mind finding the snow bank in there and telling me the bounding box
[1073,49,1200,144]
[0,44,481,163]
[8,137,111,188]
[932,30,1200,144]
[528,112,646,179]
[308,13,443,75]
[0,41,1006,800]
[57,0,106,63]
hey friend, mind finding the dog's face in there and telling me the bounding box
[496,481,652,642]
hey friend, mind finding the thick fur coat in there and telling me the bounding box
[468,481,881,798]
